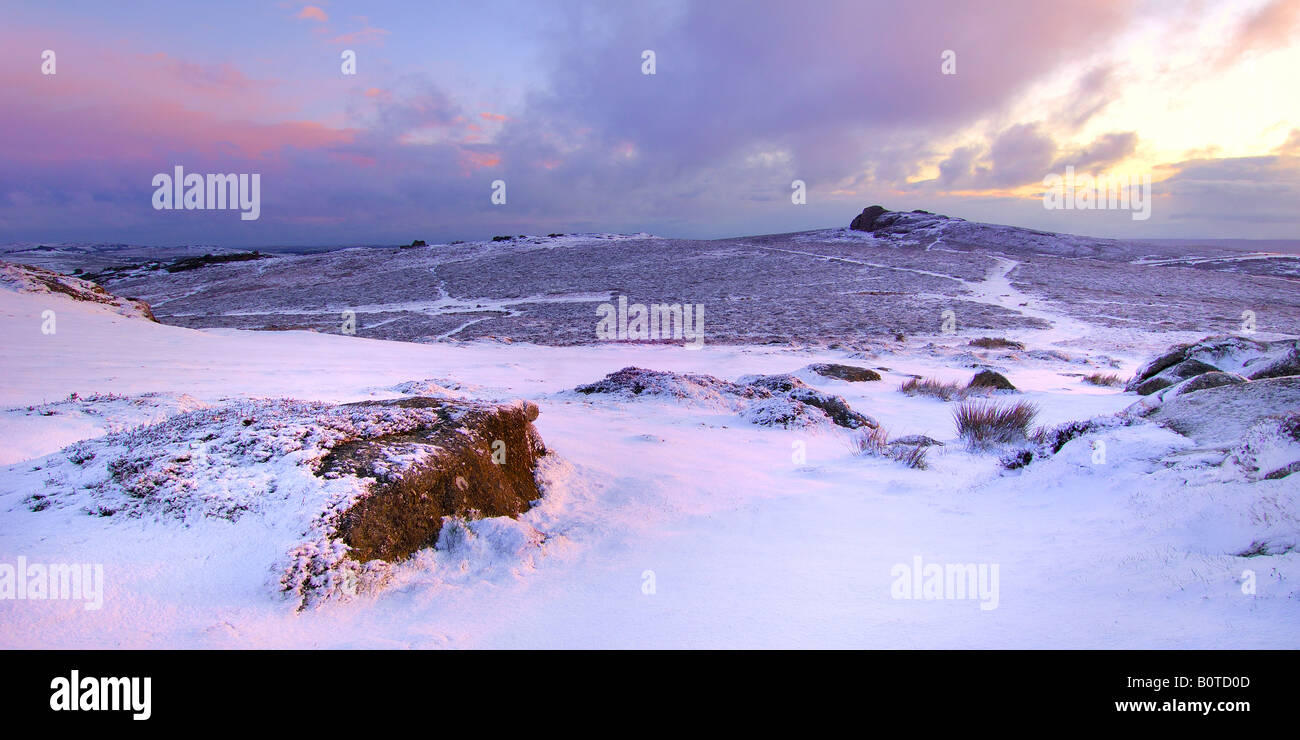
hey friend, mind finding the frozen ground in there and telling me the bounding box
[0,238,1296,648]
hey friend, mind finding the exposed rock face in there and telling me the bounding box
[285,396,549,607]
[848,205,960,236]
[849,205,889,231]
[575,366,877,430]
[807,363,882,382]
[331,398,546,564]
[968,369,1016,391]
[1126,335,1300,394]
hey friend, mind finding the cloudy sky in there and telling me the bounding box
[3,0,1298,246]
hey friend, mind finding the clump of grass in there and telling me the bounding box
[891,444,929,470]
[850,426,929,469]
[969,337,1025,350]
[850,425,891,455]
[899,376,968,401]
[1081,372,1122,387]
[953,400,1039,448]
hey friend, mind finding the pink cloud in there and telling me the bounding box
[329,17,390,46]
[0,27,356,167]
[1222,0,1300,62]
[297,6,329,23]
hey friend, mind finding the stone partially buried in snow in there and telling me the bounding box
[1165,371,1248,399]
[574,366,761,407]
[1122,371,1249,417]
[806,363,882,382]
[967,369,1016,391]
[1230,412,1300,481]
[575,366,876,429]
[1132,358,1220,396]
[1126,335,1300,394]
[741,373,878,429]
[1245,345,1300,380]
[889,434,944,447]
[1146,376,1300,446]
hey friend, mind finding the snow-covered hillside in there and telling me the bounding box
[14,216,1296,347]
[0,256,1295,648]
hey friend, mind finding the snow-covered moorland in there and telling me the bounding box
[0,221,1297,648]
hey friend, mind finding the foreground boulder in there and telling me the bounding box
[1126,335,1300,394]
[575,366,877,430]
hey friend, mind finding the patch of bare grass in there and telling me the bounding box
[899,376,968,401]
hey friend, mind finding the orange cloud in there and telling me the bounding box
[480,112,508,122]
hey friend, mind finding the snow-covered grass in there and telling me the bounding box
[0,274,1296,648]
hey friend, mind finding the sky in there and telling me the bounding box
[2,0,1298,247]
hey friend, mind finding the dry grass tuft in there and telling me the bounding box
[1081,372,1122,387]
[899,376,968,401]
[953,400,1039,448]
